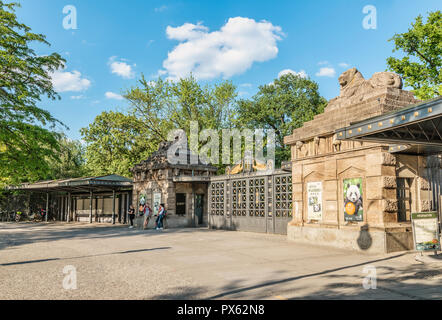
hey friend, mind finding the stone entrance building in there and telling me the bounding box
[284,68,441,253]
[131,141,217,228]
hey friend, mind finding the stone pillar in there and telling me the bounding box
[290,162,304,225]
[365,152,398,226]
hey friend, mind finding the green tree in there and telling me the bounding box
[81,111,153,177]
[124,75,237,171]
[236,74,327,166]
[46,135,86,180]
[0,1,65,185]
[387,11,441,100]
[125,75,237,138]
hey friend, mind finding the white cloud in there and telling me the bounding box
[108,57,135,79]
[105,92,124,100]
[315,67,336,77]
[154,5,168,12]
[339,62,350,68]
[51,68,91,93]
[70,95,84,100]
[318,61,329,66]
[278,69,308,79]
[160,17,283,81]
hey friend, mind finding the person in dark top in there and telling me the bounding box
[128,205,135,228]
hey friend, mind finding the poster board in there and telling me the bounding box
[411,212,440,251]
[343,178,363,222]
[153,192,162,215]
[307,182,323,220]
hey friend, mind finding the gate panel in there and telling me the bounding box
[209,181,226,229]
[273,174,293,235]
[231,178,267,233]
[208,171,293,235]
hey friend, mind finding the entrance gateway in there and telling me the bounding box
[208,166,292,235]
[5,69,440,253]
[284,68,441,253]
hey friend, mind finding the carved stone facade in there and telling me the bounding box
[284,68,429,253]
[131,141,217,228]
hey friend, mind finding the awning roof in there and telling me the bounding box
[336,96,442,155]
[8,174,133,193]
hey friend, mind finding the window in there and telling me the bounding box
[176,193,186,215]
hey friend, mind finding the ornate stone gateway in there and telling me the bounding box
[209,169,292,235]
[284,68,441,254]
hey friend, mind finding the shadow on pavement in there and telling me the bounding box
[150,254,442,300]
[1,247,171,266]
[0,222,209,250]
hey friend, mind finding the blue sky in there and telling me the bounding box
[15,0,441,140]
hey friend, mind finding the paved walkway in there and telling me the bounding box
[0,223,441,300]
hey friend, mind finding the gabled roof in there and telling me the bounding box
[132,141,217,172]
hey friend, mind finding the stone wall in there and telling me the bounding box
[284,68,424,253]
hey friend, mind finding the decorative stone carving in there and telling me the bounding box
[370,72,402,89]
[419,178,430,190]
[384,199,398,213]
[383,176,397,189]
[332,134,342,152]
[326,68,403,111]
[314,137,320,155]
[420,200,431,212]
[381,153,396,166]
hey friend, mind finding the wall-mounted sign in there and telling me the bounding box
[153,192,162,215]
[343,178,363,222]
[139,194,146,206]
[412,212,440,251]
[307,182,323,220]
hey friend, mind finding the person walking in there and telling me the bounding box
[128,205,135,228]
[155,204,165,230]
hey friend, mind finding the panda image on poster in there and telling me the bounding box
[343,178,363,221]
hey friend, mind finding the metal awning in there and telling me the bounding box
[8,174,133,194]
[336,96,442,155]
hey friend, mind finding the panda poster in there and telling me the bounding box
[307,182,323,220]
[343,178,363,222]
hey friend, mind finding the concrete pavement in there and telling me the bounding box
[0,222,441,300]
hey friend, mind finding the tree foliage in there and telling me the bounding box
[236,74,327,165]
[122,75,237,171]
[46,135,86,180]
[81,111,153,177]
[124,75,237,140]
[387,11,442,100]
[0,1,65,185]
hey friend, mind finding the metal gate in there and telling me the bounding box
[209,170,292,235]
[427,155,441,230]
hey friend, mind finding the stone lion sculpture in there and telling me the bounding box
[326,68,403,111]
